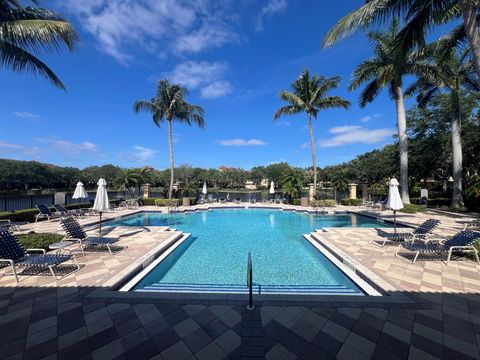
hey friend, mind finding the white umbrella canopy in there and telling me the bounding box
[269,181,275,194]
[386,178,404,231]
[93,178,109,212]
[72,182,88,201]
[93,178,109,235]
[202,182,207,195]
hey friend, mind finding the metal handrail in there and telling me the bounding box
[247,252,254,310]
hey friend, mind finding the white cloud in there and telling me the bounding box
[168,61,232,99]
[0,141,41,156]
[329,125,362,134]
[12,111,40,119]
[219,139,268,146]
[62,0,238,63]
[359,113,381,123]
[132,146,156,162]
[200,81,232,99]
[173,20,238,54]
[318,126,395,148]
[300,142,308,149]
[255,0,287,31]
[37,138,99,153]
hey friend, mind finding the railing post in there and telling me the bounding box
[247,252,254,310]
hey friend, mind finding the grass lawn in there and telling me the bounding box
[17,233,64,251]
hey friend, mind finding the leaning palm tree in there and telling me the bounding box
[322,0,480,78]
[133,79,205,199]
[273,70,350,196]
[406,41,479,209]
[349,20,423,204]
[0,0,78,89]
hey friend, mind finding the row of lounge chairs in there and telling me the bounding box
[0,216,119,282]
[375,219,480,265]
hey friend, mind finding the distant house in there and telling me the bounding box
[244,181,256,190]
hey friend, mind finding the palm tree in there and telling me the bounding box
[349,20,422,204]
[273,70,350,196]
[322,0,480,78]
[281,169,303,203]
[1,0,78,89]
[133,79,205,199]
[114,168,141,198]
[330,170,349,203]
[406,41,479,209]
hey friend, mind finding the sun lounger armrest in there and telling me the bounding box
[0,259,14,266]
[25,248,46,254]
[423,237,446,244]
[0,220,11,224]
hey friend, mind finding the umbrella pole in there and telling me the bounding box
[99,211,102,236]
[394,210,397,233]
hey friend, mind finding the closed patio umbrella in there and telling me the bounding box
[72,182,88,203]
[269,181,275,194]
[202,182,207,195]
[386,178,404,232]
[93,178,109,235]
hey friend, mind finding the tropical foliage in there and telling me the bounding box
[133,79,205,199]
[0,0,78,89]
[273,70,350,195]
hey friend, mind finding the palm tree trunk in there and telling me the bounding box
[307,112,317,197]
[167,119,175,199]
[394,85,410,204]
[460,0,480,77]
[451,91,464,209]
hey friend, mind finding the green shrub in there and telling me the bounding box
[340,199,362,206]
[311,199,336,207]
[293,198,301,206]
[188,197,197,206]
[17,233,64,251]
[141,197,159,206]
[65,202,90,210]
[399,204,427,213]
[0,208,40,223]
[154,198,181,207]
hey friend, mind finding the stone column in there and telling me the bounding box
[308,183,315,202]
[348,183,357,199]
[362,184,369,201]
[143,183,150,198]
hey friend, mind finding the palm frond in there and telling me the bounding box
[359,79,382,107]
[278,90,306,108]
[316,96,350,110]
[0,40,65,88]
[273,105,303,120]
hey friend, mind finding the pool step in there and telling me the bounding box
[137,282,360,295]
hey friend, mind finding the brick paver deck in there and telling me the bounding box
[1,205,479,359]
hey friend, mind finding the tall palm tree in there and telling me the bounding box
[406,41,479,209]
[322,0,480,78]
[281,168,303,203]
[133,79,205,199]
[349,20,422,204]
[1,0,78,89]
[273,70,350,196]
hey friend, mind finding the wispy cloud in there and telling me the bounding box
[37,138,99,153]
[168,61,232,99]
[219,139,267,146]
[116,145,158,164]
[318,125,395,148]
[255,0,287,31]
[62,1,238,63]
[12,111,40,119]
[359,113,381,123]
[0,141,41,156]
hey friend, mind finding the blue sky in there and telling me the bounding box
[0,1,454,170]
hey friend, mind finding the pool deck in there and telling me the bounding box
[1,204,480,359]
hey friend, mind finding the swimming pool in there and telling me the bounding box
[110,209,391,295]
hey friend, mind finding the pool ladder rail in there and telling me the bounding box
[247,252,254,310]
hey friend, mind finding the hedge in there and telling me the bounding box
[17,233,65,251]
[399,204,427,214]
[0,208,40,223]
[410,197,450,207]
[311,199,336,207]
[142,197,198,206]
[340,199,362,206]
[293,198,301,206]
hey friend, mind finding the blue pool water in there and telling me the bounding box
[109,210,391,294]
